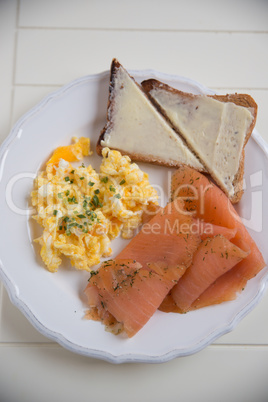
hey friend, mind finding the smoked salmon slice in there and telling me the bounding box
[170,235,249,312]
[117,197,201,271]
[169,165,265,307]
[84,166,265,336]
[84,259,184,337]
[84,198,202,336]
[142,204,237,241]
[193,219,237,240]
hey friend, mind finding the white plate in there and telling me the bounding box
[0,70,267,364]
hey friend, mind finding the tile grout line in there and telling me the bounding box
[0,0,20,329]
[0,282,3,330]
[8,0,20,132]
[16,26,268,34]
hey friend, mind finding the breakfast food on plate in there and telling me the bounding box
[84,197,202,337]
[32,60,265,340]
[46,136,91,173]
[159,165,266,312]
[117,197,201,268]
[169,235,249,313]
[31,138,158,272]
[97,59,205,171]
[83,61,264,337]
[84,165,265,337]
[141,79,258,203]
[85,258,186,338]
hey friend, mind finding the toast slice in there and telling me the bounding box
[142,79,257,203]
[97,59,205,171]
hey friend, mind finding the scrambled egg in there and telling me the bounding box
[31,137,158,272]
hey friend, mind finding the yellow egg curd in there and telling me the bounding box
[31,137,158,272]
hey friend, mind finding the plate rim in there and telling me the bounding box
[0,69,268,364]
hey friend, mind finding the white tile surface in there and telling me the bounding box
[16,29,268,88]
[19,0,268,32]
[0,0,17,142]
[0,1,268,401]
[0,345,268,402]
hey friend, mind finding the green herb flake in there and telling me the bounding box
[77,214,86,219]
[109,185,116,192]
[94,189,100,194]
[68,222,78,228]
[88,181,95,187]
[68,196,78,204]
[92,195,100,207]
[115,194,121,199]
[80,177,84,180]
[53,210,58,216]
[119,179,126,185]
[101,176,108,183]
[64,176,70,182]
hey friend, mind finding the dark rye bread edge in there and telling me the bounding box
[141,79,258,203]
[96,59,206,171]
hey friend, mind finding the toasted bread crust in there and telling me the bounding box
[97,59,206,171]
[96,59,120,156]
[141,79,258,203]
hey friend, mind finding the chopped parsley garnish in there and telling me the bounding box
[88,181,95,186]
[80,177,84,180]
[109,185,116,192]
[65,190,70,196]
[58,193,63,198]
[115,194,121,199]
[119,179,126,185]
[101,176,108,183]
[68,196,78,204]
[71,170,75,174]
[94,189,100,194]
[67,222,78,228]
[53,210,58,216]
[64,176,70,182]
[77,214,86,219]
[92,195,100,207]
